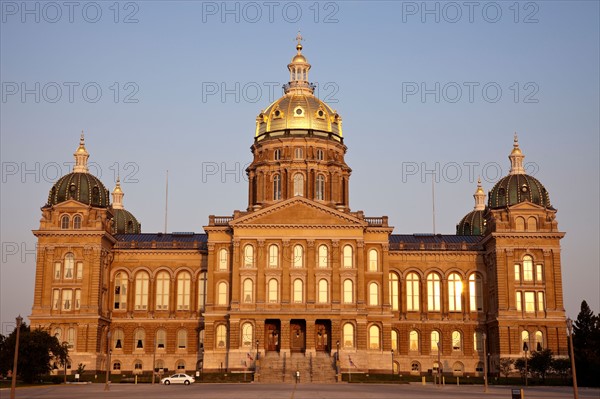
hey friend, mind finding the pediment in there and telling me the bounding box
[50,199,90,210]
[507,201,547,211]
[230,197,365,228]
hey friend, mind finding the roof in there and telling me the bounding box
[114,233,207,250]
[389,234,482,251]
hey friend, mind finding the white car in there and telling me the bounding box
[161,373,195,385]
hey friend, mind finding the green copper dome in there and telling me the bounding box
[488,174,551,209]
[456,209,486,236]
[112,208,141,234]
[47,172,110,208]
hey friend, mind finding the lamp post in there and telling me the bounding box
[10,315,22,399]
[566,318,579,399]
[483,332,488,393]
[437,341,441,387]
[391,349,394,377]
[256,339,259,361]
[152,335,156,385]
[104,328,111,391]
[523,341,529,387]
[336,340,340,382]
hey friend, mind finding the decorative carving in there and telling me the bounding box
[331,240,339,248]
[282,240,290,247]
[307,240,315,248]
[257,240,265,248]
[356,240,364,248]
[233,240,240,248]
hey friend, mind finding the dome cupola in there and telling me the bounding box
[47,133,110,208]
[488,134,552,209]
[111,177,141,234]
[456,178,487,235]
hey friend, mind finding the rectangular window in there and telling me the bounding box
[537,291,545,311]
[516,291,522,311]
[524,291,535,312]
[52,289,60,310]
[62,289,73,310]
[514,264,520,282]
[54,262,61,279]
[536,264,543,282]
[76,262,83,280]
[74,289,81,310]
[523,261,533,282]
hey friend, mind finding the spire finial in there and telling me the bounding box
[473,177,486,211]
[509,132,525,175]
[295,31,303,53]
[112,177,124,209]
[73,131,90,173]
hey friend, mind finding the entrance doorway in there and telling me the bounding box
[290,320,306,353]
[315,320,331,352]
[265,320,280,352]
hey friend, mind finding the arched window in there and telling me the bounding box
[176,360,186,370]
[342,245,353,268]
[389,273,399,311]
[113,328,124,349]
[469,274,483,312]
[369,282,379,306]
[411,361,421,374]
[515,216,525,231]
[243,279,253,303]
[368,249,378,271]
[448,273,463,312]
[452,331,462,351]
[407,272,420,311]
[61,215,70,229]
[198,272,207,311]
[316,174,325,200]
[452,362,464,376]
[241,323,253,348]
[218,248,228,271]
[244,245,254,268]
[293,173,304,196]
[369,325,381,350]
[474,331,483,352]
[73,215,82,229]
[523,256,533,281]
[343,323,354,348]
[177,329,187,349]
[527,217,537,232]
[155,272,170,310]
[343,279,353,303]
[216,325,227,349]
[134,328,145,349]
[217,282,228,306]
[114,272,128,310]
[156,329,167,349]
[409,330,419,352]
[293,279,303,303]
[134,360,143,372]
[268,245,279,268]
[293,245,303,268]
[318,245,328,268]
[113,361,121,370]
[268,279,278,303]
[427,273,441,311]
[521,330,530,350]
[431,331,440,353]
[273,174,281,200]
[318,279,329,303]
[155,360,164,370]
[294,147,303,159]
[391,330,398,352]
[177,272,191,310]
[64,253,74,279]
[534,330,544,351]
[66,327,75,348]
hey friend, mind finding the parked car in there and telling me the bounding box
[160,373,195,385]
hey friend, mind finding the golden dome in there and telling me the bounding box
[292,54,307,63]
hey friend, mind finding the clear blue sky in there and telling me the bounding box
[1,1,598,332]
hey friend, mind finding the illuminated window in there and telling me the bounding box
[342,245,353,268]
[318,279,329,303]
[515,264,521,282]
[516,291,522,311]
[74,289,81,310]
[524,291,535,312]
[268,245,279,268]
[243,279,253,303]
[469,274,483,312]
[62,289,72,310]
[369,325,381,350]
[523,256,533,281]
[64,253,74,279]
[389,273,399,311]
[368,249,378,271]
[293,245,303,268]
[293,174,304,196]
[135,272,149,310]
[521,331,530,349]
[343,323,354,348]
[76,262,83,279]
[244,245,254,268]
[134,329,145,349]
[217,282,228,306]
[318,245,328,268]
[391,330,398,352]
[537,291,545,311]
[406,273,420,311]
[316,174,325,200]
[52,289,60,310]
[452,331,462,351]
[54,262,61,279]
[268,279,278,303]
[343,279,353,303]
[369,282,379,306]
[293,279,303,303]
[177,272,191,310]
[155,272,170,311]
[431,331,440,353]
[534,330,544,351]
[427,273,441,311]
[448,273,463,312]
[216,325,227,349]
[113,329,124,349]
[241,323,253,348]
[218,248,228,271]
[409,330,419,352]
[198,272,207,311]
[536,264,543,282]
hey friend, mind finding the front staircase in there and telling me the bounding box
[259,351,337,383]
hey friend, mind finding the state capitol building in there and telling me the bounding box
[29,39,567,382]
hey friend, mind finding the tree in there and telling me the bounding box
[1,323,69,383]
[573,300,600,387]
[551,358,571,381]
[529,349,553,382]
[498,358,514,381]
[514,358,526,380]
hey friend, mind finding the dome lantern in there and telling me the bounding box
[112,177,124,210]
[509,133,525,175]
[474,177,486,211]
[73,131,90,173]
[284,32,314,96]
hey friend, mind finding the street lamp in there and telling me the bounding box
[483,332,488,393]
[152,335,156,385]
[391,349,394,377]
[523,341,529,387]
[566,318,579,399]
[437,341,441,387]
[10,315,23,399]
[336,340,340,382]
[256,339,259,361]
[104,328,111,391]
